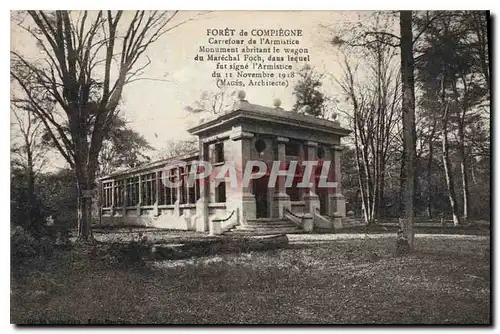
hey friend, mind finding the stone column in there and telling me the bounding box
[111,179,116,216]
[137,174,142,215]
[230,130,256,224]
[298,143,306,202]
[272,136,291,218]
[184,171,189,204]
[303,141,320,214]
[324,147,335,216]
[155,172,160,203]
[196,142,209,232]
[330,144,346,218]
[122,180,127,216]
[175,168,181,214]
[153,171,160,216]
[98,180,103,225]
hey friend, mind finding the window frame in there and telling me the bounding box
[215,181,226,203]
[214,142,224,164]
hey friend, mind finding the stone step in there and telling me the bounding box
[234,225,298,231]
[247,218,290,222]
[245,220,291,225]
[246,218,280,222]
[224,217,304,236]
[224,229,303,236]
[239,222,297,228]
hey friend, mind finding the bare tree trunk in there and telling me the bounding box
[362,149,375,224]
[73,124,98,240]
[378,165,385,220]
[426,119,437,219]
[471,160,478,185]
[354,123,371,225]
[458,126,470,222]
[77,191,92,238]
[426,138,434,218]
[75,168,97,240]
[441,104,460,226]
[75,163,92,240]
[400,10,416,249]
[26,150,35,231]
[399,148,406,215]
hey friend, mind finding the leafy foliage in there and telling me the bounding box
[98,115,153,176]
[185,87,237,115]
[292,65,327,117]
[156,138,198,160]
[333,11,490,221]
[36,169,78,229]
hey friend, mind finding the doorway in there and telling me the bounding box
[253,176,269,218]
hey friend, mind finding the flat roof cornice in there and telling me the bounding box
[188,101,351,137]
[98,150,199,181]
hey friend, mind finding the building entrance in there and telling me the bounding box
[253,176,269,218]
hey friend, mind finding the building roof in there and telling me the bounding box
[99,150,199,181]
[188,99,351,137]
[99,99,351,181]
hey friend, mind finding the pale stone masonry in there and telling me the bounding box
[98,95,351,234]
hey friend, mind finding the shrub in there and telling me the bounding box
[11,224,70,265]
[11,226,38,261]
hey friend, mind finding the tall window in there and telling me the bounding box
[179,167,186,204]
[158,171,165,205]
[214,142,224,163]
[171,168,178,204]
[188,184,196,204]
[215,181,226,203]
[103,181,113,207]
[141,172,156,206]
[186,163,200,204]
[114,180,125,207]
[160,169,176,206]
[126,176,139,206]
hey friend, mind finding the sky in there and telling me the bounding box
[118,11,359,142]
[10,10,364,171]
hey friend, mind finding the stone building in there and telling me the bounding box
[98,94,350,235]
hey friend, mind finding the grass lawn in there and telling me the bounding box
[11,233,490,324]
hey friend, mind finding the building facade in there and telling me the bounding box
[98,95,350,234]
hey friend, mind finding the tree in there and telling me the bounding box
[333,11,455,248]
[399,10,417,248]
[416,91,441,218]
[415,11,490,224]
[460,11,490,94]
[155,138,198,160]
[335,48,401,224]
[185,86,237,115]
[10,104,49,231]
[11,10,195,240]
[36,168,78,229]
[292,64,327,117]
[98,115,153,177]
[333,16,402,225]
[330,10,490,227]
